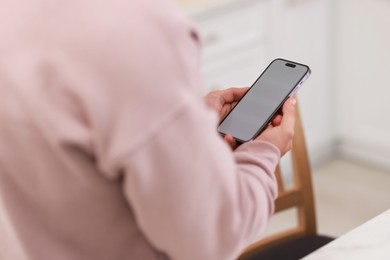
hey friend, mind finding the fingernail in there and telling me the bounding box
[291,98,297,106]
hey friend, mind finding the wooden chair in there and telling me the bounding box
[239,104,334,260]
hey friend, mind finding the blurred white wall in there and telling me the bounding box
[335,0,390,170]
[269,0,335,166]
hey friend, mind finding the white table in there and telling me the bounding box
[303,209,390,259]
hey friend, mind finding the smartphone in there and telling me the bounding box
[217,58,311,143]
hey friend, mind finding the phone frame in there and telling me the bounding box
[217,58,311,144]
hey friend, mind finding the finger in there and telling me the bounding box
[280,98,296,129]
[228,101,239,111]
[224,134,238,150]
[272,115,282,126]
[221,87,249,104]
[232,86,249,100]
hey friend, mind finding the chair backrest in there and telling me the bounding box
[239,104,317,258]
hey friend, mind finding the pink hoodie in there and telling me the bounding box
[0,0,279,259]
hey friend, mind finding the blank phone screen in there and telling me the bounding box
[217,59,309,142]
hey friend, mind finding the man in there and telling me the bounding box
[0,0,295,259]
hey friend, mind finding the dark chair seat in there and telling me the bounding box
[243,235,334,260]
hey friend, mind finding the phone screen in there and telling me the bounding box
[217,59,310,142]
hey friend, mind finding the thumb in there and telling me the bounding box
[281,98,296,129]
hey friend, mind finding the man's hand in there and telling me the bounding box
[256,98,297,156]
[205,87,249,121]
[204,87,249,150]
[204,88,296,155]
